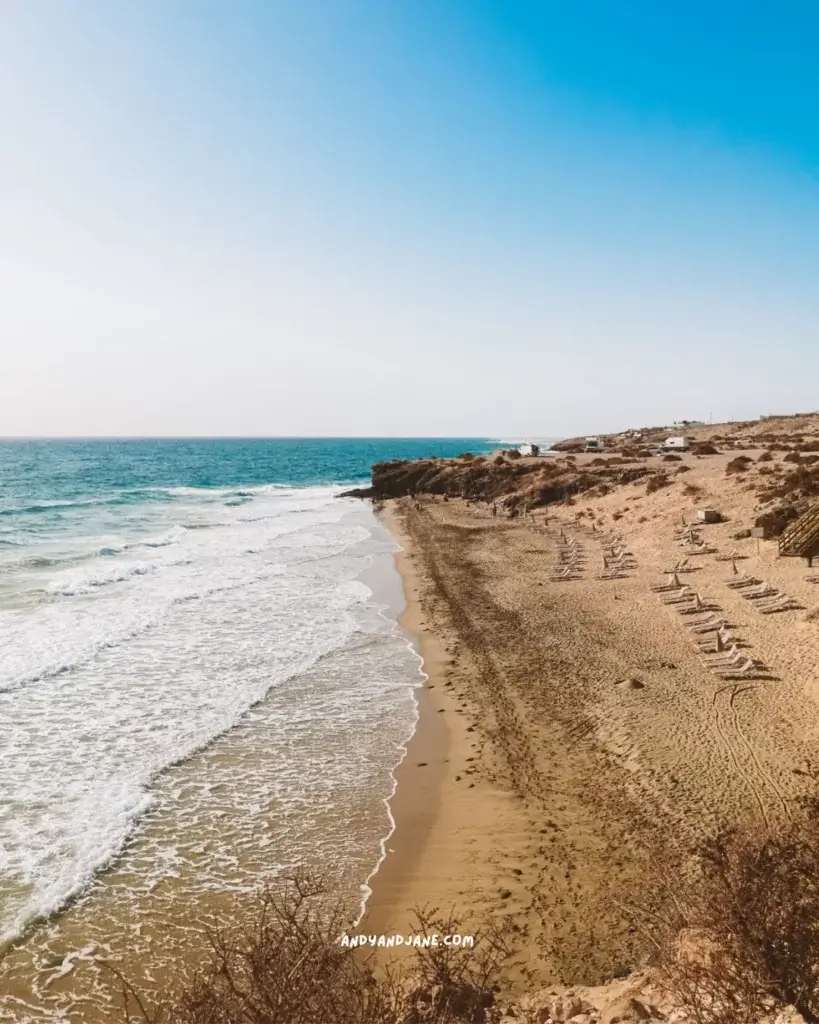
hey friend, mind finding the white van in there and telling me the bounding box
[584,437,605,453]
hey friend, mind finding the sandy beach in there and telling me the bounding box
[365,439,819,988]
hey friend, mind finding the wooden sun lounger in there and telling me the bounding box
[725,575,761,589]
[742,585,779,601]
[651,577,682,592]
[715,659,767,679]
[685,611,722,628]
[758,597,802,614]
[701,643,743,664]
[662,589,693,604]
[695,632,735,653]
[678,598,719,615]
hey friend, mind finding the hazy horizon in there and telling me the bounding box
[3,2,819,438]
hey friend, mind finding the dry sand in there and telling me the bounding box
[364,449,819,988]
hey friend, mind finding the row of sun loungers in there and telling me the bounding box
[597,543,635,579]
[654,551,771,678]
[548,531,586,581]
[674,605,769,679]
[596,532,635,580]
[724,574,803,614]
[676,525,718,555]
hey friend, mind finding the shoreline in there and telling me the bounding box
[361,502,541,987]
[359,503,453,935]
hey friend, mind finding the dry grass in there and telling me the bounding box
[113,873,514,1024]
[646,473,672,494]
[625,808,819,1024]
[725,457,753,475]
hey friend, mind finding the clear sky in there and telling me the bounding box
[2,1,818,438]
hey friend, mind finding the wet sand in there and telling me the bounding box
[365,491,819,987]
[0,517,419,1023]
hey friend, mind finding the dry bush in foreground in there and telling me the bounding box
[725,456,753,475]
[115,873,513,1024]
[629,813,819,1024]
[646,473,671,494]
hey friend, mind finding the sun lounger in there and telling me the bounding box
[701,643,743,664]
[715,658,766,679]
[725,575,761,589]
[757,595,801,614]
[651,574,682,592]
[686,611,721,625]
[733,582,770,597]
[662,588,693,604]
[695,631,734,653]
[742,585,778,601]
[677,596,718,615]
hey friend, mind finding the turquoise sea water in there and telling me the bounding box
[0,437,492,1022]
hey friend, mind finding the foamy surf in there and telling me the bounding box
[0,437,490,1022]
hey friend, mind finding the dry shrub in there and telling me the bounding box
[646,473,671,494]
[683,483,703,497]
[754,505,801,537]
[637,449,654,458]
[458,453,475,461]
[725,457,753,475]
[636,814,819,1024]
[676,465,693,475]
[783,451,803,464]
[757,451,774,463]
[117,874,513,1024]
[506,449,522,460]
[663,454,682,462]
[696,443,720,455]
[493,456,505,466]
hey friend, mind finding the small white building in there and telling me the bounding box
[518,442,540,457]
[662,436,689,451]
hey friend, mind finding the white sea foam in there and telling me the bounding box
[0,485,418,956]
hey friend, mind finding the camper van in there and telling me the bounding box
[662,436,689,451]
[584,437,605,453]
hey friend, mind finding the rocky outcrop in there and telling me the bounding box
[343,456,650,512]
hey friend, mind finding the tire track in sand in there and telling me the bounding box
[712,686,771,828]
[727,685,792,821]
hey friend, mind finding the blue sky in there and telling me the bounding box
[1,1,818,437]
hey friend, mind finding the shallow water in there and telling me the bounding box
[0,438,490,1021]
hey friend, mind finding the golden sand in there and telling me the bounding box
[365,447,819,986]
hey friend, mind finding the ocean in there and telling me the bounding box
[0,437,492,1022]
